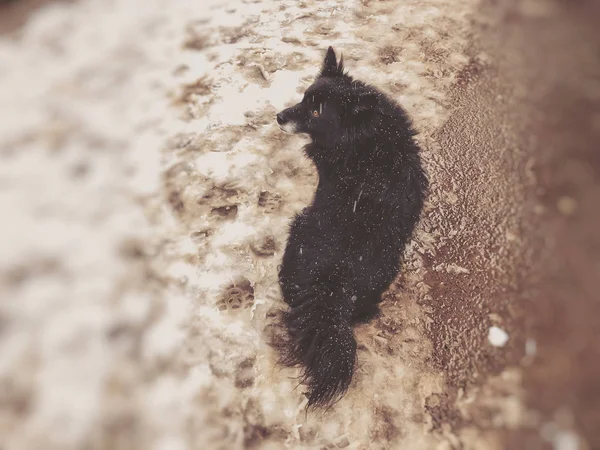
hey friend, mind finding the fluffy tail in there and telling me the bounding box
[280,286,357,408]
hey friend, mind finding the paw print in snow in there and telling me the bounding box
[217,278,254,311]
[257,190,282,213]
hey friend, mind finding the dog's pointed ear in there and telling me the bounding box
[321,46,343,77]
[352,92,378,114]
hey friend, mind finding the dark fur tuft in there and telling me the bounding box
[278,283,357,408]
[276,47,428,409]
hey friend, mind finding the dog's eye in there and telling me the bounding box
[311,110,320,118]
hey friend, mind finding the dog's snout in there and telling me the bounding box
[276,112,286,125]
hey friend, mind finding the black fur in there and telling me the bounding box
[276,47,428,408]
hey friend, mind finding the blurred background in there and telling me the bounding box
[0,0,598,449]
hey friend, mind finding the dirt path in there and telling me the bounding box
[477,1,600,448]
[0,0,597,449]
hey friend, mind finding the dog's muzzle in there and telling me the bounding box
[276,111,298,133]
[276,112,286,125]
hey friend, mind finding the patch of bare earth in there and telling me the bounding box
[483,1,600,448]
[421,0,600,448]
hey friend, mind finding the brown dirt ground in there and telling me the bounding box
[425,0,600,447]
[484,1,600,448]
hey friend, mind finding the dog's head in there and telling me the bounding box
[276,47,378,147]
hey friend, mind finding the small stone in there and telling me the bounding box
[488,326,509,347]
[446,263,470,274]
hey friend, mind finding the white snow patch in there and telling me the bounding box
[212,221,256,247]
[488,326,509,347]
[195,152,258,182]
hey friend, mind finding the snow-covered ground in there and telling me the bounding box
[1,0,562,449]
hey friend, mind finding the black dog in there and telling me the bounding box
[276,47,428,408]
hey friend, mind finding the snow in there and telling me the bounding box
[488,326,510,347]
[0,0,497,448]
